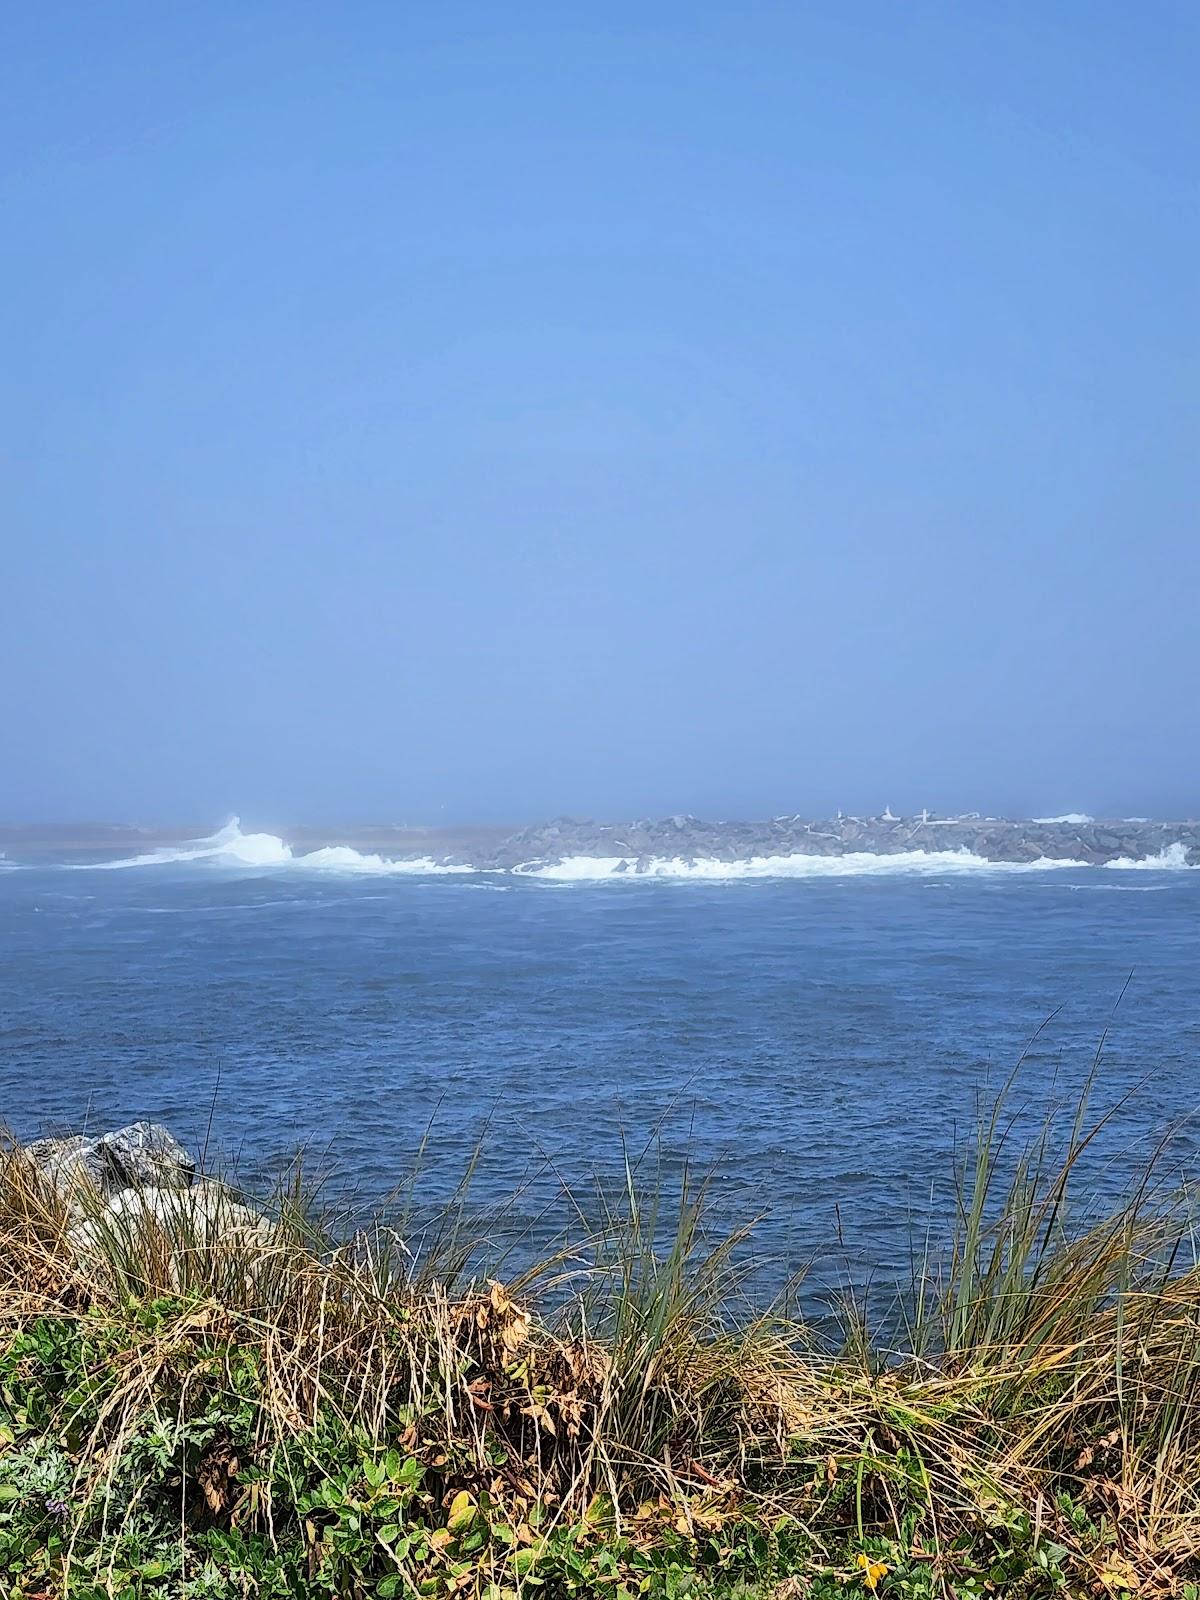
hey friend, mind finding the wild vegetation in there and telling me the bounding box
[2,1085,1200,1600]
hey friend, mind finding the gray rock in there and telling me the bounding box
[17,1123,274,1290]
[67,1179,274,1283]
[23,1133,109,1200]
[23,1122,194,1211]
[95,1122,194,1189]
[71,1180,268,1248]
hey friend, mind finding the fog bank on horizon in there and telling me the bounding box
[3,2,1196,825]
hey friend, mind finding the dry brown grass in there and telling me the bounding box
[3,1105,1200,1596]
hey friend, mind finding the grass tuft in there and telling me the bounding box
[2,1089,1200,1598]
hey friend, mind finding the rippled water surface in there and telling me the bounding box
[2,859,1198,1290]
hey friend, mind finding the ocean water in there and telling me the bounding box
[2,825,1198,1297]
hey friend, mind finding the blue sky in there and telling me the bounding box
[2,2,1196,824]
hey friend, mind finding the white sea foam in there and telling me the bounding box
[1105,843,1195,871]
[85,819,294,870]
[297,844,474,875]
[1033,813,1094,825]
[513,849,1088,882]
[75,820,473,876]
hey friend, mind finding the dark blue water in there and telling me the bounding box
[2,859,1198,1291]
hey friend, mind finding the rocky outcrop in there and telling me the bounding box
[24,1121,194,1207]
[18,1122,269,1264]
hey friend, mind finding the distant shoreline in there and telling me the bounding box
[2,812,1197,868]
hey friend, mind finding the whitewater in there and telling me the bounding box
[28,818,1199,878]
[74,820,475,876]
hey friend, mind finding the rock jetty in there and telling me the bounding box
[461,814,1199,871]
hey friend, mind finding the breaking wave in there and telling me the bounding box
[512,849,1089,881]
[1105,843,1194,871]
[76,820,472,876]
[295,845,475,875]
[1033,813,1094,825]
[85,820,293,870]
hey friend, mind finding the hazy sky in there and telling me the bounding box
[3,2,1196,825]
